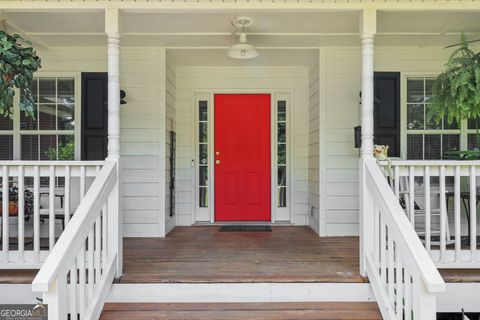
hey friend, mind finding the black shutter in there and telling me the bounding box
[81,73,108,160]
[374,72,401,157]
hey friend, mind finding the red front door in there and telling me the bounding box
[214,94,271,221]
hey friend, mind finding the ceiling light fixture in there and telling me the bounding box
[228,17,259,60]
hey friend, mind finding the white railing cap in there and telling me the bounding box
[0,160,106,166]
[365,158,446,293]
[31,160,117,292]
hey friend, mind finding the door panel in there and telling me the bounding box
[81,73,108,160]
[214,94,271,221]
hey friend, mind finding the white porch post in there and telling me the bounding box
[105,8,122,277]
[359,9,376,277]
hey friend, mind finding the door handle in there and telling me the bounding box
[215,160,221,165]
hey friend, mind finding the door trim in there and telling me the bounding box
[192,90,292,224]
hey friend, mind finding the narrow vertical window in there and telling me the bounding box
[277,100,287,208]
[198,100,208,207]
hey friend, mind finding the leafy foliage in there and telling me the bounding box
[427,34,480,126]
[0,31,41,119]
[45,140,75,160]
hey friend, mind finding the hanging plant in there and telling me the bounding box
[0,30,41,119]
[427,33,480,159]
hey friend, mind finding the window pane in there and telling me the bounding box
[0,116,13,131]
[425,105,441,130]
[0,136,13,160]
[468,118,480,130]
[425,79,435,103]
[199,187,208,208]
[39,78,56,104]
[278,144,286,165]
[278,122,286,143]
[407,104,424,130]
[468,134,479,150]
[57,78,74,104]
[58,104,75,130]
[199,101,208,121]
[199,122,207,143]
[30,78,38,102]
[424,135,441,160]
[442,134,460,159]
[22,135,39,160]
[407,134,423,160]
[278,101,286,121]
[39,104,56,130]
[199,166,208,186]
[199,144,208,165]
[443,116,459,130]
[278,187,287,208]
[278,166,287,186]
[20,109,38,130]
[58,135,75,160]
[40,135,57,160]
[407,79,424,103]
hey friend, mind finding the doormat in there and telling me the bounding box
[219,225,272,232]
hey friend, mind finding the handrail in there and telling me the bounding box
[32,161,116,292]
[365,159,445,293]
[362,158,445,319]
[0,160,106,166]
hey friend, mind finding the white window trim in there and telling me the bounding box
[192,90,293,224]
[0,72,82,161]
[400,72,467,159]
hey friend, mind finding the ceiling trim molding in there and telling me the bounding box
[1,1,480,11]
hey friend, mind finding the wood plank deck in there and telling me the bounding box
[121,226,366,283]
[100,302,383,320]
[1,226,480,284]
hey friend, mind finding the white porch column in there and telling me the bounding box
[359,9,376,277]
[105,8,122,277]
[106,9,121,160]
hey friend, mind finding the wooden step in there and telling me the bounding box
[100,302,382,320]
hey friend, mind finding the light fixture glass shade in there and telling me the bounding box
[227,43,259,59]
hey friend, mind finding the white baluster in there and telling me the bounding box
[395,249,403,320]
[102,202,108,269]
[425,166,431,252]
[394,166,399,199]
[409,166,415,225]
[65,166,71,225]
[88,230,94,303]
[69,260,77,320]
[78,244,86,318]
[440,166,447,262]
[470,166,477,260]
[33,166,40,263]
[49,166,55,250]
[95,216,101,286]
[2,166,9,262]
[380,222,386,284]
[454,166,461,261]
[388,231,394,303]
[18,165,24,262]
[404,270,412,320]
[80,165,86,200]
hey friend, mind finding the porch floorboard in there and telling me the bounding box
[120,226,366,283]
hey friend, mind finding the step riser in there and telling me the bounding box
[108,283,375,303]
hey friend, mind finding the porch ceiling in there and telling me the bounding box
[1,10,479,48]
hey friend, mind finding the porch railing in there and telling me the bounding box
[382,160,480,268]
[0,161,105,268]
[362,158,445,320]
[32,160,119,320]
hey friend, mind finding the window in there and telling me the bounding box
[277,100,287,208]
[198,100,208,208]
[0,76,77,161]
[405,77,460,159]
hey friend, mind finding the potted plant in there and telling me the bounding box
[427,34,480,159]
[0,30,41,119]
[0,186,34,216]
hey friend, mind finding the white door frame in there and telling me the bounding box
[192,89,293,224]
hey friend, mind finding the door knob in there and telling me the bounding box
[215,160,221,165]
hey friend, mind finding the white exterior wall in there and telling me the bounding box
[308,53,320,234]
[321,46,458,236]
[175,66,309,226]
[35,47,168,237]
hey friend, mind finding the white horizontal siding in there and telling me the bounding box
[175,66,309,225]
